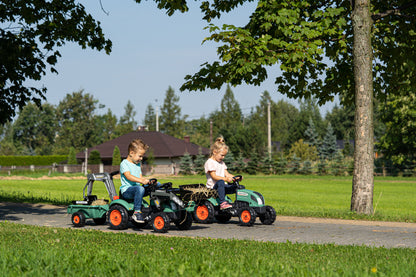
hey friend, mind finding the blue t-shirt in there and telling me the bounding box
[120,159,142,194]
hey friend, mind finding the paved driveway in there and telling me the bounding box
[1,202,415,248]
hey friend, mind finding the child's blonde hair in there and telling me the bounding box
[128,138,149,153]
[210,136,228,156]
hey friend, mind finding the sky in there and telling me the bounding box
[35,0,337,124]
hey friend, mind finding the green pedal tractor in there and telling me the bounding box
[67,171,194,233]
[187,175,276,226]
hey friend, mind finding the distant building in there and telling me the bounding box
[76,131,209,175]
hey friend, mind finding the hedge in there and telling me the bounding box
[0,155,67,166]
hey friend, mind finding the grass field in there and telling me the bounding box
[1,174,416,222]
[0,222,415,276]
[1,174,416,276]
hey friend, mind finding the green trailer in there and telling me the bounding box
[67,171,119,227]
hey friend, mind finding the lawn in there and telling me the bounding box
[0,222,415,276]
[1,174,416,276]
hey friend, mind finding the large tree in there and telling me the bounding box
[160,86,185,138]
[116,100,138,135]
[0,0,112,124]
[378,89,416,166]
[137,0,416,214]
[55,90,100,153]
[13,102,56,155]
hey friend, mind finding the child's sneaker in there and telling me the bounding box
[220,202,232,210]
[132,212,145,223]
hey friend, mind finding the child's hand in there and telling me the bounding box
[226,176,234,183]
[142,179,150,185]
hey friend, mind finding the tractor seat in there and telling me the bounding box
[118,190,134,203]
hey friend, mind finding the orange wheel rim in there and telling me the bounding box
[73,215,80,224]
[110,210,122,226]
[196,205,209,220]
[241,210,251,223]
[154,216,165,230]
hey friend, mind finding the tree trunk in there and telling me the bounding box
[351,0,374,214]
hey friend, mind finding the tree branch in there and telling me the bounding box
[372,0,416,21]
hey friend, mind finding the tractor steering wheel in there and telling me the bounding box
[233,175,243,182]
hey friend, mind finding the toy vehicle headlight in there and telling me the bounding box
[172,195,184,208]
[257,198,263,205]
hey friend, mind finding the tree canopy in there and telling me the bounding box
[0,0,112,124]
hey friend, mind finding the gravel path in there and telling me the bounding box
[1,202,415,248]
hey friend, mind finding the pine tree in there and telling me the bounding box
[274,155,288,175]
[179,152,193,175]
[112,146,121,166]
[143,104,156,131]
[300,160,313,175]
[234,152,246,174]
[223,151,235,173]
[320,123,338,160]
[288,154,301,174]
[332,151,344,176]
[67,147,77,165]
[193,149,206,175]
[304,117,319,148]
[260,153,273,175]
[88,150,101,165]
[160,86,184,138]
[245,153,259,175]
[317,158,327,175]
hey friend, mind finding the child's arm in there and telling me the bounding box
[224,169,234,180]
[123,171,150,185]
[208,171,234,183]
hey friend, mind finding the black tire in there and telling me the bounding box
[193,201,215,224]
[108,204,129,230]
[238,207,256,226]
[71,212,86,227]
[175,211,193,230]
[152,212,170,233]
[259,205,277,225]
[93,215,106,225]
[215,213,232,223]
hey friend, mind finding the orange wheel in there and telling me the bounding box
[73,215,80,224]
[196,205,209,221]
[154,216,165,230]
[71,212,85,227]
[110,210,122,226]
[152,213,170,233]
[193,201,214,224]
[238,207,256,226]
[108,205,129,230]
[241,210,252,223]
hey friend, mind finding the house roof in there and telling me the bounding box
[76,131,209,160]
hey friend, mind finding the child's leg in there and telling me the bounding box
[122,186,145,212]
[224,184,236,195]
[213,180,226,203]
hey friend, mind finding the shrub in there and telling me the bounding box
[88,150,101,165]
[0,155,67,166]
[179,152,193,175]
[112,146,121,166]
[67,147,77,165]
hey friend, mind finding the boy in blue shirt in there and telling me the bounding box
[120,138,150,223]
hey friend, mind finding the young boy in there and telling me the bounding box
[120,138,150,223]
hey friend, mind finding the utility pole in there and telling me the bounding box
[155,99,159,132]
[84,148,88,175]
[210,120,213,145]
[267,102,271,159]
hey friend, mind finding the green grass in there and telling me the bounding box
[1,175,416,222]
[0,222,415,276]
